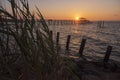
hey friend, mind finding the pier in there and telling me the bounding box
[46,19,76,25]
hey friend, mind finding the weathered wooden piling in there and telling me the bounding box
[103,46,112,63]
[56,32,60,45]
[50,30,53,40]
[65,35,71,50]
[79,39,86,56]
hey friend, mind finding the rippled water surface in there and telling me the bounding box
[48,21,120,62]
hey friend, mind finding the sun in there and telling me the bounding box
[75,16,80,21]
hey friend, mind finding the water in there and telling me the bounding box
[48,21,120,62]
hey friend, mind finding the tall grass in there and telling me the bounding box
[0,0,79,80]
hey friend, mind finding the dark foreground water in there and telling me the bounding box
[48,21,120,62]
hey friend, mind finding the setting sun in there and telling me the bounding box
[75,17,80,21]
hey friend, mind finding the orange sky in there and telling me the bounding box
[30,0,120,21]
[1,0,120,21]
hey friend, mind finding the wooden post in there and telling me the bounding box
[56,32,60,45]
[103,46,112,63]
[50,30,53,40]
[66,35,71,50]
[79,39,86,56]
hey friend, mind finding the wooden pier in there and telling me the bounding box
[46,19,76,25]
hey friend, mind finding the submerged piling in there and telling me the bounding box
[79,39,86,56]
[66,35,71,50]
[56,32,60,45]
[103,46,112,63]
[50,30,53,40]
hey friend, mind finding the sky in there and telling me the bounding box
[1,0,120,21]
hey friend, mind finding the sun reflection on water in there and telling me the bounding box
[72,25,79,34]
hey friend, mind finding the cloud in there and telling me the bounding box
[114,14,119,17]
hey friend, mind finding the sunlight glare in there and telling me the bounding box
[75,17,79,21]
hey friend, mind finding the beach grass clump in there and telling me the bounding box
[0,0,79,80]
